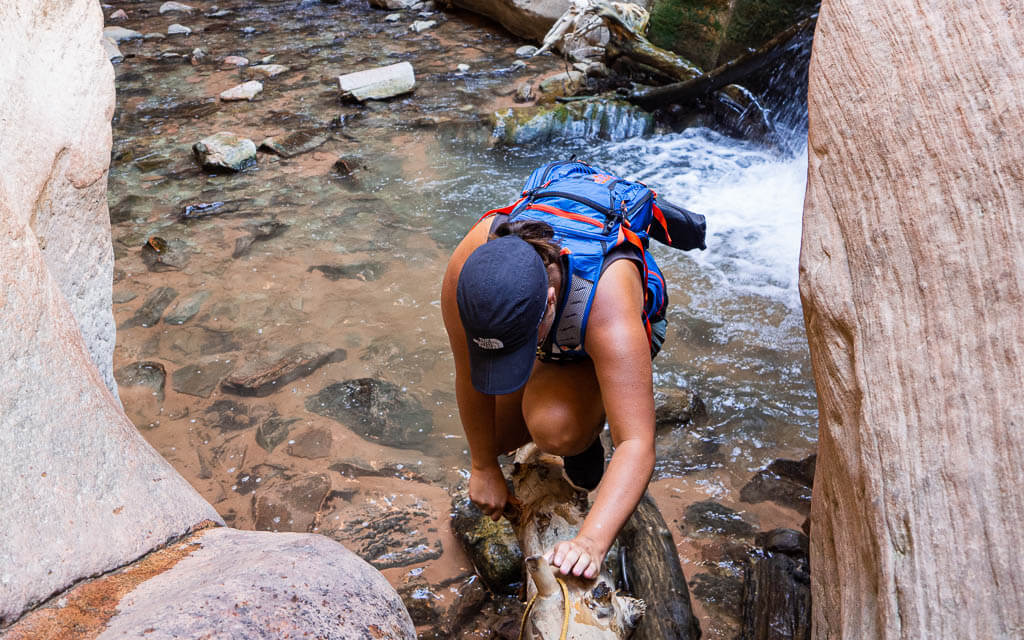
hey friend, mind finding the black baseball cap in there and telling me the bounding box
[456,235,549,395]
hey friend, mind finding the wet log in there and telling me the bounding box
[510,444,645,639]
[627,13,817,110]
[618,495,701,640]
[598,6,702,84]
[739,529,811,640]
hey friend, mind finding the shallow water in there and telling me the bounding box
[107,0,815,635]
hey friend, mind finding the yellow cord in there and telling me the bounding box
[518,577,571,640]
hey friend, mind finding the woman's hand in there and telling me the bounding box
[469,464,509,521]
[544,535,606,579]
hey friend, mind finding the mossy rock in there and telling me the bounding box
[490,99,654,146]
[647,0,817,69]
[450,495,523,595]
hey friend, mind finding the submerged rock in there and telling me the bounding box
[255,416,299,453]
[121,286,178,329]
[163,290,210,325]
[287,426,333,460]
[740,455,815,515]
[258,130,328,158]
[219,80,263,101]
[308,262,385,281]
[192,132,257,172]
[683,500,757,537]
[171,360,235,398]
[222,55,249,67]
[141,235,190,272]
[114,361,167,401]
[252,472,331,532]
[339,62,415,101]
[232,220,289,258]
[450,494,523,595]
[537,70,583,98]
[221,343,346,397]
[305,378,432,448]
[490,99,654,146]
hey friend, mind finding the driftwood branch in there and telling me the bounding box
[627,13,818,110]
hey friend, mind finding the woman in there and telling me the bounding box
[440,209,664,580]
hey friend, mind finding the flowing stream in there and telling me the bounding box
[107,0,815,635]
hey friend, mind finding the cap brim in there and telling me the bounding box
[467,330,538,395]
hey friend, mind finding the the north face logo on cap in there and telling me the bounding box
[473,337,504,350]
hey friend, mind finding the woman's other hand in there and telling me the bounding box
[543,535,605,579]
[469,463,509,520]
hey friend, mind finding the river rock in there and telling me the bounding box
[537,70,583,97]
[101,37,123,62]
[739,456,814,515]
[202,399,274,432]
[305,378,432,448]
[450,494,523,595]
[114,361,167,401]
[513,82,533,103]
[515,45,537,57]
[171,359,235,398]
[163,290,210,325]
[221,343,346,397]
[339,61,415,101]
[258,130,328,157]
[192,132,257,171]
[252,472,331,532]
[167,23,192,35]
[222,55,248,66]
[159,1,194,13]
[410,19,436,32]
[308,261,385,281]
[232,219,288,258]
[398,579,444,626]
[683,500,756,538]
[369,0,418,9]
[322,501,443,570]
[108,8,128,20]
[141,236,190,271]
[103,25,142,42]
[286,426,333,460]
[385,13,401,21]
[249,63,289,77]
[654,387,708,431]
[219,80,263,101]
[121,286,178,329]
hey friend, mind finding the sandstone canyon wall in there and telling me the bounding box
[0,2,414,636]
[801,1,1024,637]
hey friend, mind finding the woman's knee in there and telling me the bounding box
[525,404,594,456]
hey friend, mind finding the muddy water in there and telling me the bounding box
[107,0,814,636]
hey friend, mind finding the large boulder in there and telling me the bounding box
[448,0,570,42]
[801,1,1024,637]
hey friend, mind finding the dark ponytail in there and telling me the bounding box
[491,219,561,267]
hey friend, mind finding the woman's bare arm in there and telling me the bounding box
[544,259,656,578]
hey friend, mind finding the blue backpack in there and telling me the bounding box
[483,160,702,360]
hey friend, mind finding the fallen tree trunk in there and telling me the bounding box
[618,495,701,640]
[627,13,817,110]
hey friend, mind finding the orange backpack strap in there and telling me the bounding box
[651,201,672,245]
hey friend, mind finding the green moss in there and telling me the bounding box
[720,0,819,62]
[647,0,729,69]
